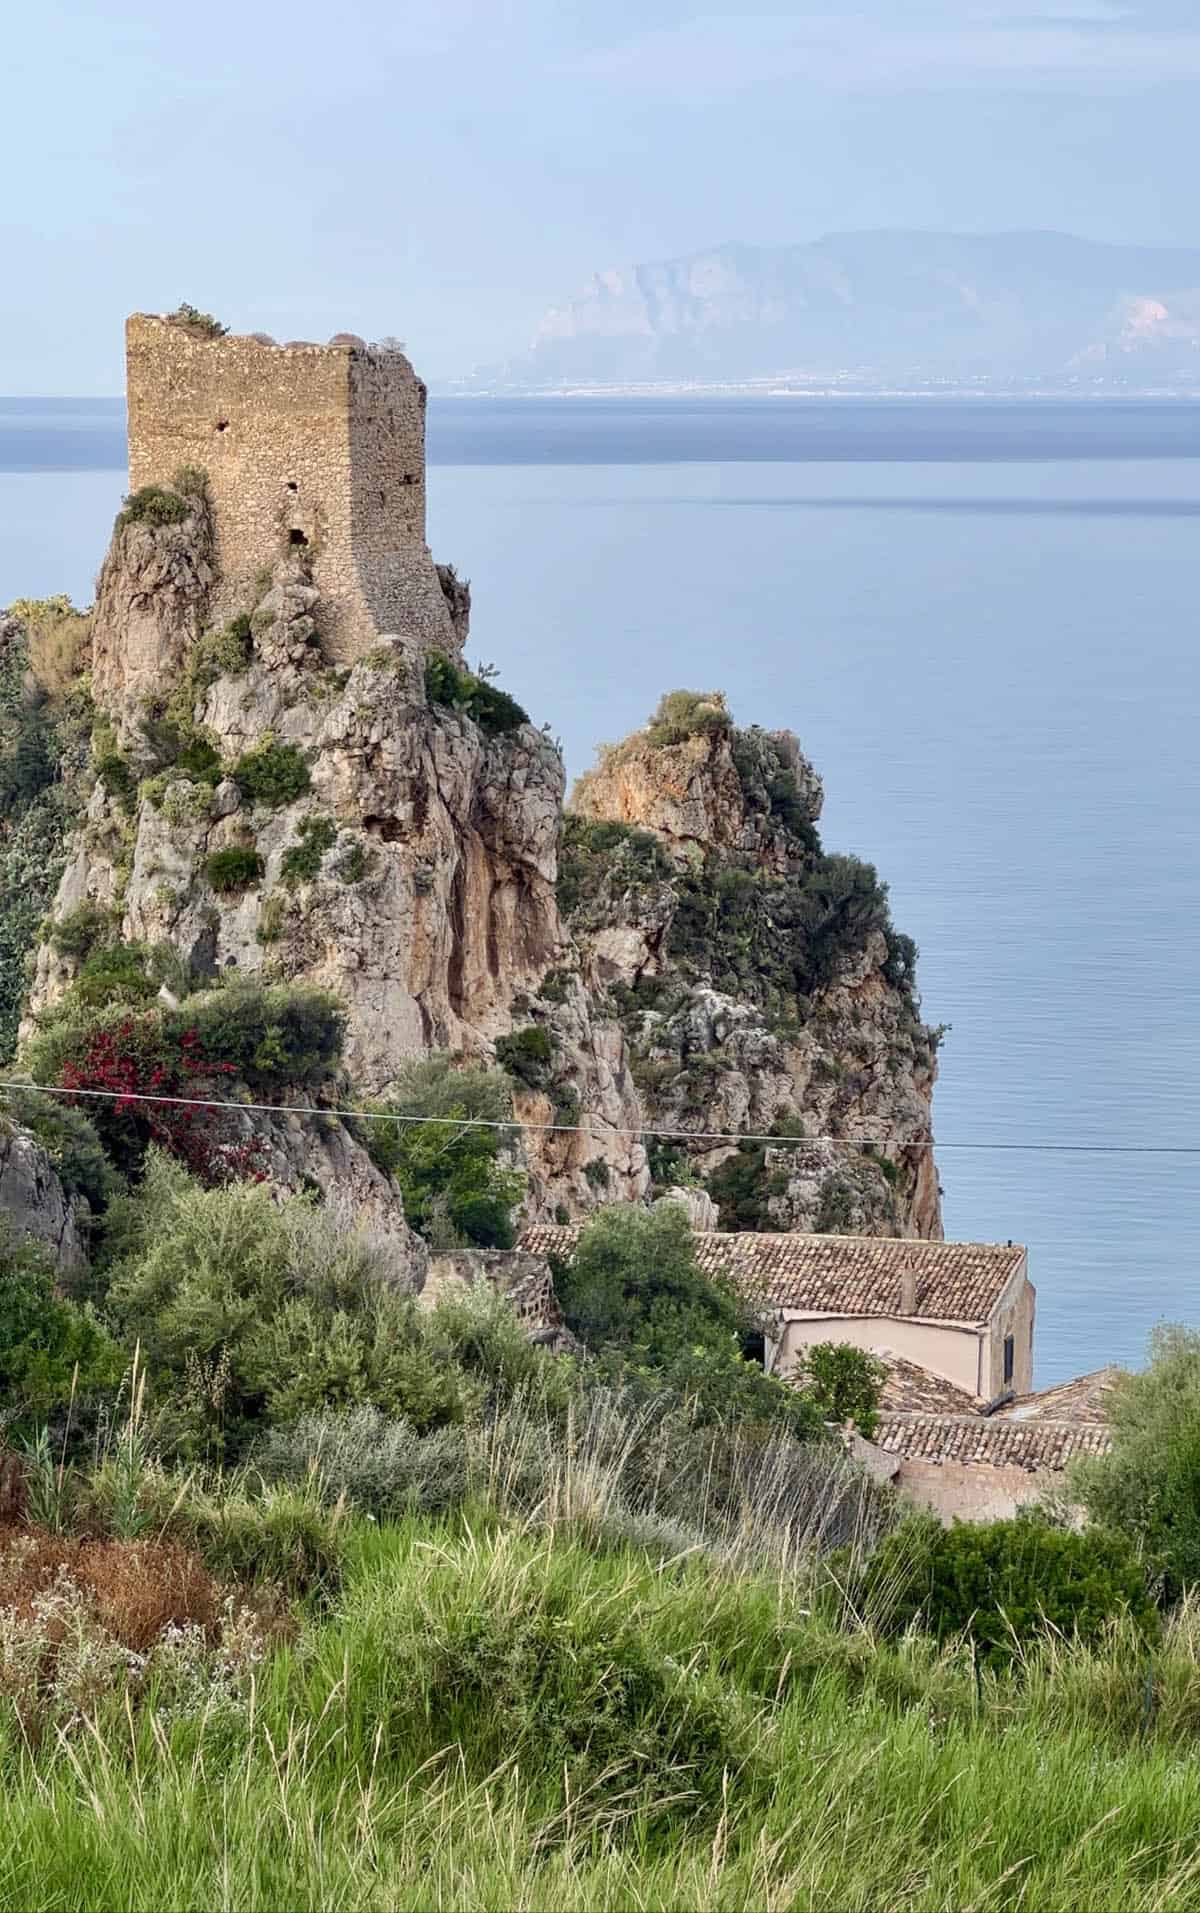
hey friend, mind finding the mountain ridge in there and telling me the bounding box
[465,229,1200,392]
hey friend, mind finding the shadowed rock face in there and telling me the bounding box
[0,1123,87,1273]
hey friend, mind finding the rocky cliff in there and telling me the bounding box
[10,442,941,1264]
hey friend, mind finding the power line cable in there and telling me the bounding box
[0,1076,1196,1156]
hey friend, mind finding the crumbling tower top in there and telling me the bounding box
[125,313,456,663]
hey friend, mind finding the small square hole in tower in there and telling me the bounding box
[289,529,308,546]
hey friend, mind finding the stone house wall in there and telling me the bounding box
[125,315,455,663]
[892,1456,1073,1524]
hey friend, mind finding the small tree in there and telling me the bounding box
[800,1344,886,1440]
[0,1223,123,1423]
[360,1055,523,1250]
[553,1204,826,1439]
[1072,1327,1200,1601]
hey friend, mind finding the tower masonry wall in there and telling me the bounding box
[125,315,455,663]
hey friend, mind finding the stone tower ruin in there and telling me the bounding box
[125,314,457,663]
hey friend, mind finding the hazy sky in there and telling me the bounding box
[5,0,1200,391]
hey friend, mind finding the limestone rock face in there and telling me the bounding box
[91,502,217,741]
[561,713,942,1239]
[0,1121,87,1273]
[572,717,823,872]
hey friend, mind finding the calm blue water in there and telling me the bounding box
[3,397,1200,1385]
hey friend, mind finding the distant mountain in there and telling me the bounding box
[467,232,1200,391]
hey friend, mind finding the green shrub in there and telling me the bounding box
[280,815,337,887]
[169,980,345,1092]
[798,1344,885,1440]
[553,1204,822,1440]
[189,616,253,692]
[334,840,369,885]
[358,1055,523,1250]
[860,1513,1158,1668]
[71,939,157,1009]
[116,486,191,532]
[494,1024,553,1090]
[93,749,137,809]
[556,814,672,919]
[204,846,264,892]
[583,1157,610,1190]
[644,688,731,748]
[256,1407,471,1519]
[0,1221,124,1424]
[1072,1327,1200,1601]
[164,302,228,339]
[49,902,110,960]
[231,741,311,808]
[105,1157,477,1456]
[424,653,529,737]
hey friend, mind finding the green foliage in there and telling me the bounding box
[334,839,369,885]
[554,1204,822,1439]
[359,1055,523,1250]
[556,814,672,919]
[1072,1327,1200,1601]
[729,727,820,850]
[861,1513,1158,1669]
[70,939,157,1009]
[231,740,311,808]
[799,1344,885,1440]
[104,1156,476,1456]
[188,616,253,694]
[669,850,893,1019]
[0,1221,123,1423]
[424,652,530,737]
[705,1120,804,1231]
[166,980,346,1093]
[644,688,731,748]
[204,846,264,893]
[494,1024,553,1090]
[280,815,337,887]
[116,486,191,532]
[583,1157,610,1190]
[49,902,110,959]
[164,302,228,339]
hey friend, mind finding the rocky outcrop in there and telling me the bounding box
[560,706,942,1238]
[0,1121,87,1273]
[20,467,940,1249]
[91,496,217,742]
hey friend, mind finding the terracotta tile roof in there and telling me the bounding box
[998,1367,1121,1425]
[876,1354,985,1416]
[519,1226,1025,1325]
[872,1415,1112,1471]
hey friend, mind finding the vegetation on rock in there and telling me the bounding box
[357,1055,523,1250]
[424,652,530,736]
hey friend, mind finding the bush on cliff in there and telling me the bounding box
[358,1055,523,1250]
[644,688,731,748]
[231,740,311,808]
[205,846,265,893]
[424,652,529,737]
[116,485,191,532]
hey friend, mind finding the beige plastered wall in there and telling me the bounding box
[776,1312,986,1394]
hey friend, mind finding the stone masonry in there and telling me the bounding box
[125,314,457,663]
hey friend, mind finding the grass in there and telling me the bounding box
[1,1513,1200,1909]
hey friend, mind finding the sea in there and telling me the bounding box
[3,393,1200,1386]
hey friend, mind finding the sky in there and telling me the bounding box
[4,0,1200,391]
